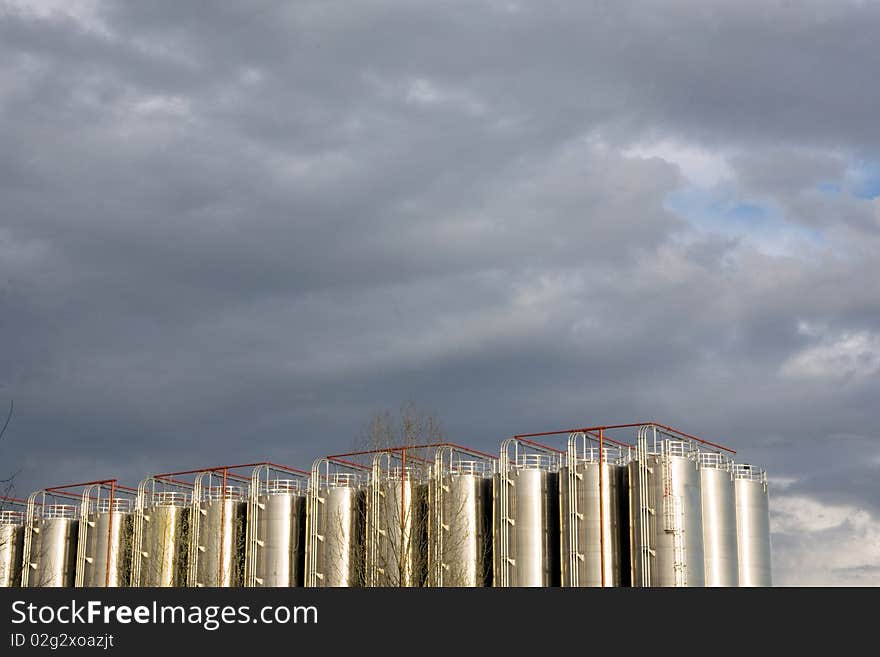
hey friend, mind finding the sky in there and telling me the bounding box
[1,0,878,586]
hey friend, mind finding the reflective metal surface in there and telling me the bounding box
[307,474,365,587]
[367,467,427,587]
[27,506,79,587]
[495,454,560,587]
[428,461,493,587]
[0,512,25,588]
[699,453,739,587]
[251,481,307,586]
[561,449,630,587]
[137,493,191,587]
[629,440,705,587]
[734,464,772,587]
[190,488,246,587]
[80,500,134,587]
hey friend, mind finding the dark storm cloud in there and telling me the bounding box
[1,0,879,583]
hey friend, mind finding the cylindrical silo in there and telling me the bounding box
[306,472,365,587]
[190,486,247,587]
[136,491,191,587]
[494,452,561,587]
[428,459,493,587]
[26,505,79,587]
[561,446,630,587]
[367,466,427,587]
[734,464,772,587]
[699,452,739,587]
[249,479,307,586]
[0,511,25,587]
[629,439,704,587]
[80,499,134,587]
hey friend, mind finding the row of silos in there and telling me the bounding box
[495,435,632,588]
[496,427,772,588]
[2,463,311,589]
[306,445,495,588]
[627,432,771,588]
[132,464,310,588]
[13,485,138,588]
[1,427,772,588]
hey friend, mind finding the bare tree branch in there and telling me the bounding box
[0,400,17,489]
[0,400,12,444]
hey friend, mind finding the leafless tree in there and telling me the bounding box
[0,400,24,587]
[352,402,445,454]
[0,400,16,496]
[347,403,492,587]
[345,403,433,587]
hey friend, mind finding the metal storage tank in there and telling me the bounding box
[495,440,561,587]
[132,490,191,587]
[246,477,307,587]
[0,509,25,587]
[427,454,493,587]
[366,461,428,587]
[79,498,134,587]
[699,452,739,587]
[188,485,247,587]
[734,464,772,587]
[24,504,79,587]
[629,432,705,587]
[561,442,630,587]
[306,469,366,587]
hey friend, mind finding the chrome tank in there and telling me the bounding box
[428,461,493,587]
[629,441,705,587]
[251,480,307,586]
[494,455,560,587]
[307,474,365,587]
[0,512,25,587]
[734,464,772,587]
[699,453,739,587]
[367,467,427,587]
[191,488,247,587]
[561,449,630,587]
[27,505,79,587]
[80,500,134,587]
[139,493,190,587]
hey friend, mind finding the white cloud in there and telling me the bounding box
[781,326,880,379]
[1,0,109,35]
[772,495,864,533]
[0,228,52,274]
[403,78,487,116]
[769,476,798,491]
[130,95,191,119]
[771,494,880,586]
[623,139,734,187]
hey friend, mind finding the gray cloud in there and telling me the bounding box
[1,0,878,583]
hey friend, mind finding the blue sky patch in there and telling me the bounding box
[818,181,841,195]
[849,161,880,199]
[665,186,824,255]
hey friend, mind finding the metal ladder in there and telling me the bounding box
[636,426,655,587]
[661,455,687,587]
[497,439,518,588]
[565,434,585,587]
